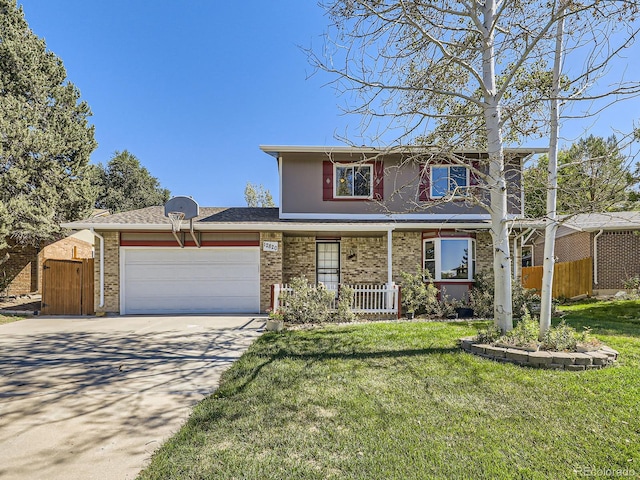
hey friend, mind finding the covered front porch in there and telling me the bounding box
[262,221,520,314]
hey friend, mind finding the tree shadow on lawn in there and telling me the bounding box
[219,325,464,399]
[558,301,640,338]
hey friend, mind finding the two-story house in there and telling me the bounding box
[62,145,544,315]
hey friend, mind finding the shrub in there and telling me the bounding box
[541,320,577,352]
[467,271,540,318]
[622,275,640,295]
[280,276,335,324]
[474,323,501,344]
[497,308,539,348]
[334,285,356,323]
[575,326,602,350]
[467,272,494,318]
[400,269,439,314]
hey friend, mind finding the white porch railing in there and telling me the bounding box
[271,283,401,318]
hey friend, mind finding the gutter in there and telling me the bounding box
[61,221,494,232]
[90,228,104,308]
[593,229,604,285]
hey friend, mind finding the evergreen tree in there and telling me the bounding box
[524,135,638,218]
[0,1,97,249]
[93,151,170,213]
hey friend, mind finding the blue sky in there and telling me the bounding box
[17,1,639,207]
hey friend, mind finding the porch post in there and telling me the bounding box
[387,227,394,287]
[387,227,395,311]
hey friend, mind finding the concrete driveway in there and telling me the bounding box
[0,315,265,480]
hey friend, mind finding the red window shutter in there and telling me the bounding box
[373,161,384,200]
[419,164,430,201]
[323,161,333,201]
[470,160,480,186]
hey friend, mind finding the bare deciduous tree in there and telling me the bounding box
[310,0,640,332]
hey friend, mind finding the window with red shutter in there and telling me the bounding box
[324,161,379,200]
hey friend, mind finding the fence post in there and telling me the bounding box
[270,284,276,312]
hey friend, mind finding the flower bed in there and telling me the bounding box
[459,337,618,370]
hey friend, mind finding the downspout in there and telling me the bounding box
[593,229,603,286]
[387,227,395,287]
[90,228,104,308]
[387,227,395,313]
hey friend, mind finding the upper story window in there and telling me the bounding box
[334,164,373,198]
[424,237,475,281]
[430,165,469,198]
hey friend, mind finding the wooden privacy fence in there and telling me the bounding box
[522,257,592,299]
[41,259,94,315]
[272,283,401,318]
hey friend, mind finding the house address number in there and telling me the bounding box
[263,241,278,252]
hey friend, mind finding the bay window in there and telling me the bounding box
[423,238,475,281]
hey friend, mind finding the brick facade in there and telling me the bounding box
[533,231,591,267]
[95,231,120,314]
[0,243,38,296]
[340,236,388,284]
[596,231,640,290]
[260,232,283,312]
[280,230,497,288]
[475,231,494,275]
[391,231,422,283]
[282,236,316,283]
[91,227,510,314]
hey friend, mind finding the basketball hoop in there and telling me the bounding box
[168,211,185,232]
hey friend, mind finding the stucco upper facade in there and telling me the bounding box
[262,146,534,220]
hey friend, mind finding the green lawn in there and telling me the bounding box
[139,300,640,480]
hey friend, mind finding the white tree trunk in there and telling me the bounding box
[482,0,513,332]
[540,6,565,336]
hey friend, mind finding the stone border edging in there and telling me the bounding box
[459,337,618,370]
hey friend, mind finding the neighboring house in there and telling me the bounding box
[61,145,543,315]
[1,232,94,296]
[527,211,640,294]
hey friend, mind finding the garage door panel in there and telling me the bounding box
[126,296,257,314]
[125,279,259,297]
[125,265,258,283]
[122,247,260,314]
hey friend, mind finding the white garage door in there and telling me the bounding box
[121,247,260,314]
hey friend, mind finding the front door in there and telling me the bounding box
[316,242,340,291]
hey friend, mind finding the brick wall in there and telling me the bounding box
[556,232,591,264]
[391,231,422,283]
[260,232,283,312]
[532,231,591,267]
[1,243,39,296]
[597,230,640,290]
[475,231,493,276]
[283,236,316,283]
[95,231,120,314]
[341,236,388,284]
